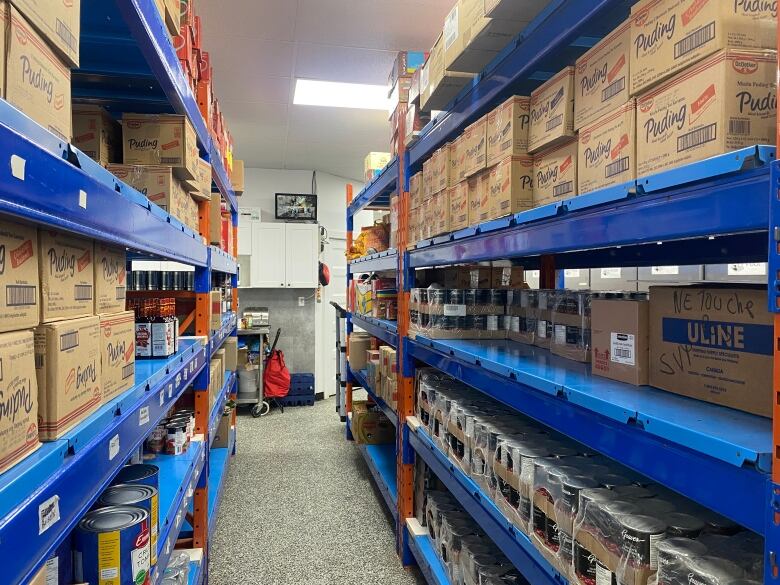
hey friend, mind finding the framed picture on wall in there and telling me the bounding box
[275,193,318,221]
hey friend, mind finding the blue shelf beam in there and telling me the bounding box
[407,337,770,535]
[357,442,398,524]
[406,519,452,585]
[349,366,398,428]
[348,157,399,217]
[349,249,399,274]
[351,314,398,348]
[210,313,238,356]
[0,340,207,584]
[207,429,235,537]
[210,247,238,275]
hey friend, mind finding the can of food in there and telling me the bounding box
[619,514,667,568]
[74,505,151,585]
[112,464,159,490]
[166,421,187,455]
[97,484,159,566]
[146,422,167,453]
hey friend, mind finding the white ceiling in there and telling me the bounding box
[199,0,453,181]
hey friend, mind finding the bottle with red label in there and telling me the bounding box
[134,301,153,359]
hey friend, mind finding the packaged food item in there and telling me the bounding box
[528,67,575,153]
[578,100,636,194]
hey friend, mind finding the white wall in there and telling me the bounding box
[239,168,370,398]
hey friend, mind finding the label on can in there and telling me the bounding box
[649,532,665,569]
[151,493,159,565]
[537,320,548,338]
[97,531,120,584]
[554,324,567,345]
[595,562,613,585]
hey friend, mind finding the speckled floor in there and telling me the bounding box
[209,397,424,585]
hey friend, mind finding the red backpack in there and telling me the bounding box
[263,349,290,399]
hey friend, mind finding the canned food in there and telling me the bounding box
[112,464,159,489]
[166,422,188,455]
[74,506,151,585]
[97,484,159,566]
[448,289,465,304]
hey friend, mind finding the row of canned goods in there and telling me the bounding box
[146,408,196,455]
[415,369,763,585]
[412,288,509,306]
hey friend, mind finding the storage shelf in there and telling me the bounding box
[209,372,236,448]
[406,518,452,585]
[149,439,207,580]
[350,366,398,428]
[410,147,773,269]
[351,314,398,347]
[0,339,207,584]
[210,246,238,275]
[82,0,238,210]
[349,249,399,274]
[210,313,238,355]
[348,157,399,217]
[208,429,235,537]
[408,422,563,585]
[347,417,398,523]
[407,337,769,535]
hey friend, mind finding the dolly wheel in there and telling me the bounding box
[252,402,269,418]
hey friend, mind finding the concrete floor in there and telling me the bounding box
[209,398,424,585]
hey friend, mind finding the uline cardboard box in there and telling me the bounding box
[100,311,135,402]
[39,230,93,322]
[463,115,488,177]
[432,190,450,236]
[35,316,102,440]
[11,0,80,67]
[591,298,649,386]
[6,5,72,141]
[528,66,575,153]
[195,157,212,201]
[421,33,474,112]
[449,181,469,231]
[630,0,776,96]
[0,219,38,332]
[488,155,534,219]
[410,171,423,209]
[533,138,578,207]
[72,105,121,166]
[487,96,530,167]
[575,19,630,129]
[0,330,40,474]
[94,244,127,316]
[122,114,199,182]
[578,100,636,195]
[636,49,776,178]
[649,285,773,417]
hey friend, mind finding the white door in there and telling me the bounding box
[315,231,347,398]
[284,223,318,288]
[253,223,286,288]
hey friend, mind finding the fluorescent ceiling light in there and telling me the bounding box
[293,79,391,110]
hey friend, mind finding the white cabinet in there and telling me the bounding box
[237,222,253,256]
[243,222,318,289]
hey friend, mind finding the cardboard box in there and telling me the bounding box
[532,138,578,207]
[487,155,534,219]
[94,244,127,316]
[212,410,232,448]
[364,152,391,182]
[72,105,121,166]
[575,20,631,129]
[636,49,776,178]
[467,173,482,226]
[432,191,450,237]
[422,157,434,200]
[351,401,394,444]
[209,357,222,411]
[492,266,524,289]
[232,159,244,194]
[484,0,547,21]
[210,290,222,331]
[39,230,93,322]
[464,115,488,177]
[450,134,466,183]
[6,6,71,141]
[629,0,776,96]
[448,182,469,232]
[487,96,531,166]
[194,157,212,202]
[591,298,649,386]
[348,333,372,371]
[410,172,423,209]
[213,348,226,385]
[649,285,772,417]
[433,143,454,192]
[210,193,223,244]
[0,330,40,473]
[163,0,180,35]
[578,100,636,195]
[35,316,101,440]
[419,198,433,241]
[100,311,135,402]
[122,114,199,181]
[11,0,80,67]
[421,33,475,112]
[528,66,575,153]
[0,220,39,332]
[224,336,237,371]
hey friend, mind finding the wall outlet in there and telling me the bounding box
[298,297,305,307]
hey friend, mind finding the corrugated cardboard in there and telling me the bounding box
[488,155,534,219]
[433,143,454,192]
[11,0,80,67]
[630,0,776,96]
[578,100,636,194]
[210,193,222,244]
[194,157,212,202]
[232,159,244,194]
[636,49,776,178]
[467,173,482,226]
[210,290,222,331]
[487,96,530,166]
[451,134,467,182]
[6,6,71,141]
[100,311,135,402]
[492,266,525,289]
[410,171,423,209]
[212,411,231,448]
[0,219,39,332]
[422,157,434,200]
[72,105,121,166]
[224,336,237,371]
[0,330,40,474]
[649,285,772,417]
[351,401,394,445]
[364,152,391,181]
[122,114,199,181]
[592,298,649,386]
[38,230,93,322]
[421,32,475,112]
[432,190,450,236]
[449,181,469,231]
[533,138,578,207]
[484,0,547,21]
[528,66,575,153]
[348,333,372,371]
[575,20,631,129]
[464,115,488,177]
[35,316,102,440]
[421,198,433,241]
[93,244,127,316]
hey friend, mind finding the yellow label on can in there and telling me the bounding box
[97,530,121,585]
[151,493,159,565]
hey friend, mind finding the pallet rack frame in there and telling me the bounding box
[345,1,780,582]
[0,1,240,582]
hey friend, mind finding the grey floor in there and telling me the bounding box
[209,397,424,585]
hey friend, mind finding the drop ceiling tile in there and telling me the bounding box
[213,74,292,105]
[288,106,388,144]
[198,0,298,42]
[208,37,295,79]
[295,44,395,85]
[285,139,384,180]
[222,101,290,125]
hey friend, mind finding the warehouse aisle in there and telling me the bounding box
[209,398,423,585]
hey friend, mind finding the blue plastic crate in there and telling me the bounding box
[277,395,315,407]
[288,373,315,396]
[288,385,315,396]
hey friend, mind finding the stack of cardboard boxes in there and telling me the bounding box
[0,220,135,475]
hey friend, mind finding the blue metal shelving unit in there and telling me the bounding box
[207,429,236,537]
[405,519,451,585]
[349,249,399,274]
[350,366,398,428]
[348,157,399,216]
[350,314,399,348]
